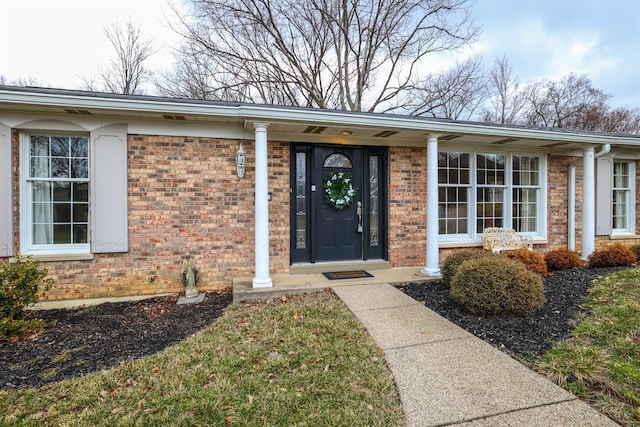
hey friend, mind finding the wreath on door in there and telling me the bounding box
[324,171,356,210]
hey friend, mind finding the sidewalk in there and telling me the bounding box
[332,282,619,427]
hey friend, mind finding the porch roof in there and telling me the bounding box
[1,85,639,153]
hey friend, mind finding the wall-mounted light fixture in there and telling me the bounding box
[341,130,352,135]
[236,143,246,178]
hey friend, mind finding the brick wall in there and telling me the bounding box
[388,146,427,267]
[7,130,637,301]
[546,154,580,251]
[9,133,290,301]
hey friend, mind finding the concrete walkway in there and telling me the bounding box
[332,282,619,427]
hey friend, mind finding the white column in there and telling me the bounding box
[581,147,595,259]
[252,122,273,288]
[422,134,441,276]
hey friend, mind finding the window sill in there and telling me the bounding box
[439,237,547,249]
[609,234,640,240]
[439,241,483,249]
[21,253,95,262]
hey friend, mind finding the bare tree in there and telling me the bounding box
[566,104,640,134]
[83,20,155,95]
[0,75,45,87]
[599,107,640,134]
[165,0,479,112]
[481,55,526,124]
[408,55,488,119]
[523,73,610,128]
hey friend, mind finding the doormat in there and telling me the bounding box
[323,270,374,280]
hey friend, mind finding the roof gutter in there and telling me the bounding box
[1,88,637,146]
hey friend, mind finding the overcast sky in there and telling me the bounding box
[1,0,639,108]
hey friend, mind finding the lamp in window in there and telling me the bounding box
[236,143,246,178]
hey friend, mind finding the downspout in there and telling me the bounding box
[568,143,611,251]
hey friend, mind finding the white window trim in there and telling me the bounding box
[438,150,547,245]
[19,132,91,256]
[612,160,636,236]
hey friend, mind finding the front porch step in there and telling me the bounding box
[232,266,434,303]
[289,260,391,275]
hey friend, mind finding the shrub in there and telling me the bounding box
[441,249,491,286]
[1,255,53,340]
[629,244,640,261]
[450,256,545,316]
[587,244,637,268]
[544,248,583,271]
[503,248,548,276]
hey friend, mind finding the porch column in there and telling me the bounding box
[581,146,595,259]
[253,122,273,288]
[422,134,441,276]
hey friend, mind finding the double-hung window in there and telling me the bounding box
[438,152,471,236]
[612,161,635,235]
[22,134,90,255]
[438,150,545,243]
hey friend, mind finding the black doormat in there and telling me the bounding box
[323,270,374,280]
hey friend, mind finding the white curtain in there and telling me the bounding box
[31,136,53,244]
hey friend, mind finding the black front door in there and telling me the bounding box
[290,143,387,264]
[313,146,363,261]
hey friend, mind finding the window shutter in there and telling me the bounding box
[596,157,612,235]
[0,123,13,257]
[91,124,128,253]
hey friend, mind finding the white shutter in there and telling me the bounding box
[596,157,612,236]
[0,122,13,257]
[91,124,129,253]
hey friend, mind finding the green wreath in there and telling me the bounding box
[323,171,356,210]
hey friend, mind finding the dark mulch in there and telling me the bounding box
[396,267,630,357]
[0,289,232,390]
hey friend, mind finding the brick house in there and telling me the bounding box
[1,86,639,301]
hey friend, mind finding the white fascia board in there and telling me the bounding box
[241,106,639,146]
[0,89,241,119]
[2,88,639,147]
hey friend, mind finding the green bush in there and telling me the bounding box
[628,244,640,261]
[1,255,53,340]
[503,248,548,276]
[587,244,637,268]
[450,256,546,316]
[440,249,491,286]
[544,248,583,271]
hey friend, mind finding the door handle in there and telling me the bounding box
[357,201,363,233]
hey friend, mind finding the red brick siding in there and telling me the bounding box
[7,134,290,301]
[388,146,427,267]
[545,154,580,250]
[6,129,637,301]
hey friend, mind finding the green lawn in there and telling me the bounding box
[532,268,640,426]
[0,291,404,426]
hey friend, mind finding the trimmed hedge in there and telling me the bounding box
[587,244,637,268]
[544,248,583,271]
[450,255,545,316]
[440,249,491,286]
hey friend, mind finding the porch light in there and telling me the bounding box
[236,143,246,178]
[341,130,352,135]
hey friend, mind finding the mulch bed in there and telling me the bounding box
[0,289,232,390]
[0,267,629,391]
[396,267,629,357]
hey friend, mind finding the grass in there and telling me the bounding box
[532,268,640,426]
[0,291,403,426]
